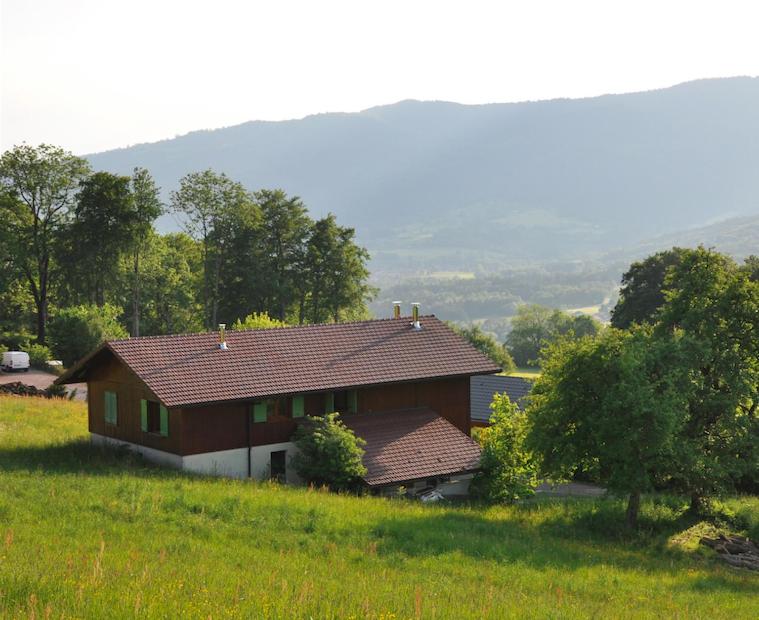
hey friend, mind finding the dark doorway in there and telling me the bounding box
[270,450,287,483]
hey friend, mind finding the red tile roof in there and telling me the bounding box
[342,408,482,486]
[58,316,500,408]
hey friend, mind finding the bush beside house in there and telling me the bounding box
[292,413,367,491]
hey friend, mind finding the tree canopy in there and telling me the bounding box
[505,304,602,367]
[449,324,515,373]
[0,145,374,360]
[611,248,687,328]
[527,326,692,527]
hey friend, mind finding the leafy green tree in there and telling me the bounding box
[611,248,687,328]
[301,214,374,324]
[63,172,138,307]
[255,189,311,321]
[49,303,129,366]
[656,247,759,512]
[470,394,536,502]
[137,232,204,335]
[231,312,287,330]
[171,170,251,328]
[449,324,515,372]
[215,199,265,324]
[292,413,367,491]
[506,304,601,367]
[505,304,555,367]
[527,327,692,528]
[127,168,163,336]
[0,144,90,343]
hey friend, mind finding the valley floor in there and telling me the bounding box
[0,396,757,619]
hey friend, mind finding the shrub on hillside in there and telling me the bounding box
[49,304,128,367]
[292,413,367,491]
[470,394,537,502]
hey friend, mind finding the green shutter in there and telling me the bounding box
[292,395,304,418]
[252,402,267,423]
[104,391,117,425]
[140,399,148,432]
[324,392,334,414]
[159,405,169,437]
[348,390,358,414]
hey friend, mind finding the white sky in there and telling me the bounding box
[2,0,759,154]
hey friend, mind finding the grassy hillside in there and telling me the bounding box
[1,396,757,618]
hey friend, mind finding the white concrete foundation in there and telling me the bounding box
[90,433,300,482]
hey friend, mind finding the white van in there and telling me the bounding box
[1,351,30,372]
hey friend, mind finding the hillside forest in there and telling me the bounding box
[0,145,374,364]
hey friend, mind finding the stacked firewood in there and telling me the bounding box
[700,535,759,571]
[0,382,66,399]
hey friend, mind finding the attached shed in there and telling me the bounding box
[470,375,533,426]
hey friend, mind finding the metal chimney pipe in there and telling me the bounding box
[411,303,421,329]
[219,323,228,350]
[393,301,402,319]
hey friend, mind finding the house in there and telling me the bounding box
[470,375,533,427]
[56,310,500,494]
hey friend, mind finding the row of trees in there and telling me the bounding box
[476,247,759,527]
[0,144,374,359]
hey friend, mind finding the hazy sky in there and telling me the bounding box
[2,0,758,154]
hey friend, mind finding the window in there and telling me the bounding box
[328,390,358,415]
[292,395,304,418]
[252,400,275,423]
[140,399,169,437]
[104,391,118,425]
[270,450,287,483]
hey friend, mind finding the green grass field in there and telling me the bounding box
[0,396,757,619]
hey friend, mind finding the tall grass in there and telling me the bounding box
[0,396,756,619]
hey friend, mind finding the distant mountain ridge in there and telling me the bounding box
[86,77,759,273]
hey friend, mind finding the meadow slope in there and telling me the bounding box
[0,396,757,619]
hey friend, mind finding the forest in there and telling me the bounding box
[0,144,374,364]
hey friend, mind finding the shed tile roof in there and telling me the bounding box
[58,316,499,408]
[470,375,533,423]
[342,408,482,486]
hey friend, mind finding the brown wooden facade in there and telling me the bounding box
[88,352,472,457]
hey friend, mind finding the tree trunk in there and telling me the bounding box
[690,493,706,515]
[132,251,140,337]
[36,297,47,344]
[626,491,641,529]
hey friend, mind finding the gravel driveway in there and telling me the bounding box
[0,369,87,401]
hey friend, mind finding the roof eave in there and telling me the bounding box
[55,342,114,385]
[364,466,482,488]
[169,367,501,409]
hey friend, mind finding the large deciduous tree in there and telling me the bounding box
[255,189,311,322]
[301,214,374,324]
[65,172,137,307]
[128,168,163,336]
[171,170,251,328]
[527,327,692,528]
[610,247,687,328]
[0,144,90,343]
[656,247,759,511]
[506,304,602,367]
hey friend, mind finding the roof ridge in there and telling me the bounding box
[107,315,440,343]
